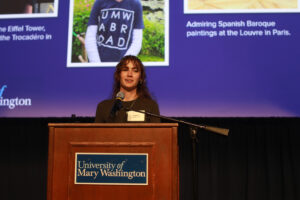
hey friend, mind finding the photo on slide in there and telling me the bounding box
[67,0,169,67]
[184,0,300,13]
[0,0,58,19]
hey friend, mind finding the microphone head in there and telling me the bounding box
[116,91,125,100]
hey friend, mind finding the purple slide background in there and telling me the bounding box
[1,1,300,117]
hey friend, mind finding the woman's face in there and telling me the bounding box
[119,61,141,92]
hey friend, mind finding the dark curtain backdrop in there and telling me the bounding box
[1,117,299,200]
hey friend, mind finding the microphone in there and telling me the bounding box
[110,91,125,117]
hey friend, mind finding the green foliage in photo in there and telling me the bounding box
[72,0,93,62]
[140,16,164,61]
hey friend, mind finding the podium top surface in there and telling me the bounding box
[48,123,178,128]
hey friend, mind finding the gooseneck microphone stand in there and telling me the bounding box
[123,107,229,200]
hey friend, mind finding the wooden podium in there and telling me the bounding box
[47,123,179,200]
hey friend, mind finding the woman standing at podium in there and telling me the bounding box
[95,55,160,123]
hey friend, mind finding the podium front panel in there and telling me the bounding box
[47,123,178,200]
